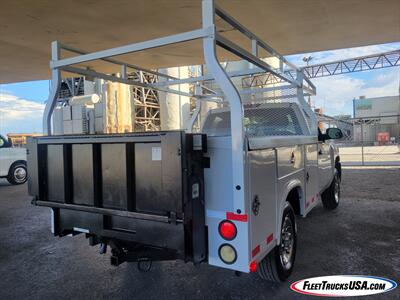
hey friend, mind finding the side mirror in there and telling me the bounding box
[326,128,343,140]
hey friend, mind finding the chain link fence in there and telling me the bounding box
[321,115,400,166]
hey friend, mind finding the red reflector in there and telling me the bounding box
[266,233,274,244]
[218,220,237,240]
[252,245,260,258]
[249,261,257,273]
[226,212,248,222]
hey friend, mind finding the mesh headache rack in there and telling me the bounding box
[43,0,317,214]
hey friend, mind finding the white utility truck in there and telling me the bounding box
[28,0,343,282]
[0,135,27,185]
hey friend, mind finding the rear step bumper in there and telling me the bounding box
[33,199,172,223]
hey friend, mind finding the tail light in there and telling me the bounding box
[219,244,237,264]
[249,261,258,272]
[218,220,237,240]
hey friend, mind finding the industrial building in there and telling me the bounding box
[6,133,42,147]
[353,95,400,144]
[52,67,195,135]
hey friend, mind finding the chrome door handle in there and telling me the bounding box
[290,152,295,163]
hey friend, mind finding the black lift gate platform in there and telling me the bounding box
[28,131,207,265]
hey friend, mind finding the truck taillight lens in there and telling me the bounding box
[218,220,237,240]
[219,244,237,264]
[249,261,258,272]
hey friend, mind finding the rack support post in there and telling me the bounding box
[43,41,61,135]
[202,0,246,213]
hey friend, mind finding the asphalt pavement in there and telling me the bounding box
[0,167,399,299]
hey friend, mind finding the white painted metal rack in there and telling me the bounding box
[44,0,316,214]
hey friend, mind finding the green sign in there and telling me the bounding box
[355,99,372,110]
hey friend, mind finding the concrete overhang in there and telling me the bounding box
[0,0,399,83]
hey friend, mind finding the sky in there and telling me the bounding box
[0,42,399,136]
[0,81,48,135]
[287,42,400,117]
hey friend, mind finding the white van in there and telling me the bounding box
[0,135,27,185]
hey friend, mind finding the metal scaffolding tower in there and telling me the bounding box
[56,72,161,131]
[57,77,84,102]
[129,71,160,132]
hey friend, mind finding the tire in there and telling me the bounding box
[321,169,340,210]
[258,203,297,282]
[7,161,27,185]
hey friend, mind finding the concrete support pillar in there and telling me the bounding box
[159,67,191,130]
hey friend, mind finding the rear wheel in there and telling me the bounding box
[7,162,27,185]
[321,169,340,210]
[257,203,297,282]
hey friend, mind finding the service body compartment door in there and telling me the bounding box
[248,149,277,260]
[305,143,319,214]
[276,145,303,179]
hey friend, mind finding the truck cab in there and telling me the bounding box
[0,135,27,185]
